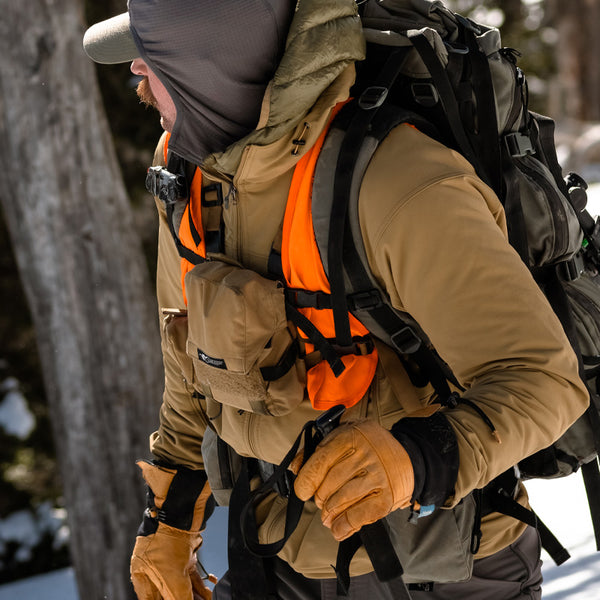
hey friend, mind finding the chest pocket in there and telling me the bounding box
[185,260,306,416]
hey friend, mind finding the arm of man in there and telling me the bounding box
[130,133,215,599]
[295,123,588,550]
[360,124,589,501]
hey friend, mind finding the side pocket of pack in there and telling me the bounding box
[185,261,306,416]
[513,153,583,267]
[553,273,600,473]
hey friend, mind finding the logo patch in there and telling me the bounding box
[197,348,227,369]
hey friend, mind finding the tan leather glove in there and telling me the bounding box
[130,461,215,600]
[294,419,414,541]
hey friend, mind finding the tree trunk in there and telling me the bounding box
[0,1,163,598]
[549,0,600,121]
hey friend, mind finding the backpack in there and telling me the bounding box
[307,0,600,564]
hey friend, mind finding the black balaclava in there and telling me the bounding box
[128,0,296,165]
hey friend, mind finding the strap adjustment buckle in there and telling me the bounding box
[358,86,389,110]
[504,132,535,158]
[347,289,384,311]
[390,326,422,354]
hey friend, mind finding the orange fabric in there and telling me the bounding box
[282,105,378,410]
[178,169,206,303]
[163,134,206,305]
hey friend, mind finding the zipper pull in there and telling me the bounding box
[223,184,237,208]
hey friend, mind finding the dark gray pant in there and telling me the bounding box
[213,526,542,600]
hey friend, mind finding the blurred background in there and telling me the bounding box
[1,1,600,598]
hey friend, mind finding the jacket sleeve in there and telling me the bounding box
[147,133,209,469]
[359,125,589,505]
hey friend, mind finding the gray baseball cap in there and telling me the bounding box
[83,12,138,64]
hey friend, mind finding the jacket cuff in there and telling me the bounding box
[390,411,459,509]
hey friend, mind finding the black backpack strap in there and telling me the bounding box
[406,30,480,175]
[328,48,411,349]
[484,487,570,566]
[582,459,600,551]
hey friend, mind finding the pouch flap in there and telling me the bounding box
[185,261,287,374]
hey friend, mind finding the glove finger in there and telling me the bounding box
[131,571,165,600]
[329,495,390,541]
[294,427,357,501]
[320,474,383,527]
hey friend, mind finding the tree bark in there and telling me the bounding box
[0,1,163,598]
[549,0,600,121]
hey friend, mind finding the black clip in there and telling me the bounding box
[347,289,383,311]
[411,82,439,108]
[145,166,187,205]
[390,326,422,354]
[314,405,346,444]
[504,132,535,158]
[358,86,389,110]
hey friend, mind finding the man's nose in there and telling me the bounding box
[130,58,147,76]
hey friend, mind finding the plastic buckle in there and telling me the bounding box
[558,256,584,282]
[358,86,389,110]
[411,82,439,108]
[390,326,422,354]
[504,132,535,158]
[348,289,383,311]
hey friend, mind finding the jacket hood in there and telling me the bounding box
[130,0,365,172]
[129,0,296,166]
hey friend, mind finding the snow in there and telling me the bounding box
[0,378,35,440]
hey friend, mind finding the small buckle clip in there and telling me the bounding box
[390,326,422,354]
[411,82,439,108]
[347,289,383,311]
[358,86,389,110]
[504,132,535,158]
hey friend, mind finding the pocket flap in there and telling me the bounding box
[185,261,287,374]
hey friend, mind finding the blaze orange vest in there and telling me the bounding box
[163,119,378,410]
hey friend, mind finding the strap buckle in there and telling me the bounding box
[504,132,535,158]
[390,326,422,354]
[358,86,389,110]
[347,289,383,311]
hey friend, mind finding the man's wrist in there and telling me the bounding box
[390,411,459,509]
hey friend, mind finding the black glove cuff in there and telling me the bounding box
[138,463,213,535]
[391,411,459,508]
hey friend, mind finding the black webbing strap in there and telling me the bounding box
[239,421,317,557]
[259,339,299,382]
[325,48,460,404]
[228,457,271,600]
[486,489,570,566]
[462,27,503,196]
[407,31,479,171]
[162,153,207,266]
[286,304,346,377]
[582,459,600,551]
[328,49,410,349]
[335,521,411,599]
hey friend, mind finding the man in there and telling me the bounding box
[83,1,589,599]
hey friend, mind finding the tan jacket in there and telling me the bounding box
[146,0,588,579]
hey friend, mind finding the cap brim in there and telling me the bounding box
[83,13,139,65]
